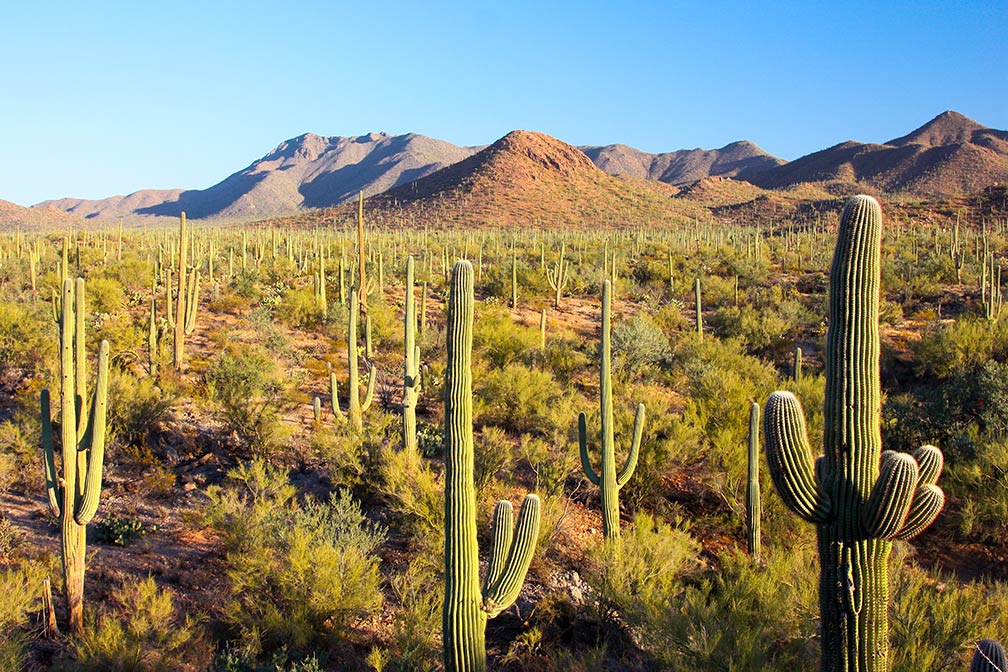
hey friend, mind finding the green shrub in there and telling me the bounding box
[474,363,575,437]
[68,576,206,671]
[0,299,52,379]
[205,460,386,658]
[473,304,539,369]
[107,369,177,450]
[610,313,670,377]
[0,560,47,671]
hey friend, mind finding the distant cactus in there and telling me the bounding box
[403,256,421,454]
[579,279,645,541]
[793,346,803,384]
[41,278,110,634]
[546,242,570,308]
[694,277,703,341]
[764,196,945,672]
[443,260,541,672]
[746,402,761,560]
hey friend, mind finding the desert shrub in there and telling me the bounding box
[475,364,575,438]
[610,313,670,377]
[67,576,205,672]
[206,344,291,457]
[0,560,47,671]
[655,546,819,670]
[0,299,52,379]
[205,460,385,659]
[945,436,1008,539]
[474,425,513,493]
[377,445,443,547]
[107,369,177,449]
[585,511,702,626]
[381,555,442,672]
[542,337,590,385]
[0,408,41,493]
[473,304,539,369]
[912,317,1008,379]
[274,287,322,330]
[890,556,1008,671]
[86,275,126,315]
[93,516,154,547]
[708,303,793,358]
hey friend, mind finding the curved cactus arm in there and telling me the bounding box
[482,494,541,618]
[484,501,513,591]
[895,485,945,540]
[577,413,601,486]
[616,403,645,488]
[971,638,1007,672]
[361,362,377,412]
[913,444,943,485]
[763,391,830,524]
[862,451,918,539]
[329,372,344,419]
[74,340,109,525]
[184,270,200,335]
[40,389,62,517]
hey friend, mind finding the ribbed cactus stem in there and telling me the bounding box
[173,212,188,370]
[579,279,645,541]
[443,260,541,672]
[746,402,761,560]
[694,277,703,341]
[794,346,803,384]
[971,639,1007,672]
[763,196,945,672]
[41,277,110,634]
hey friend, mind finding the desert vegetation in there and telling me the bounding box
[0,186,1007,672]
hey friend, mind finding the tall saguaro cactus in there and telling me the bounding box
[443,260,541,672]
[41,278,110,634]
[331,290,375,432]
[579,279,645,541]
[403,256,421,454]
[763,196,945,672]
[167,212,199,370]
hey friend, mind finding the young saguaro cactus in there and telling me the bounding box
[579,279,645,541]
[41,278,110,634]
[763,196,945,672]
[443,260,541,672]
[971,639,1007,672]
[331,290,375,432]
[546,242,570,308]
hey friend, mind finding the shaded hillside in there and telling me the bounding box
[35,132,479,220]
[366,130,710,229]
[747,111,1008,196]
[582,140,783,185]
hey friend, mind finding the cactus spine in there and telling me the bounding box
[747,401,761,560]
[971,639,1007,672]
[579,279,645,541]
[443,260,541,672]
[763,196,945,672]
[403,256,420,454]
[41,278,110,634]
[331,290,375,432]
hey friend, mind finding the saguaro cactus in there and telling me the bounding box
[331,290,375,432]
[546,242,570,308]
[403,256,421,454]
[694,277,703,341]
[746,401,761,560]
[167,212,199,369]
[579,279,645,541]
[763,196,945,672]
[443,260,541,672]
[41,278,110,634]
[971,639,1007,672]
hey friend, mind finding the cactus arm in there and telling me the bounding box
[329,372,344,418]
[615,403,645,488]
[361,361,376,412]
[184,270,200,335]
[74,340,109,525]
[481,494,541,618]
[895,485,945,540]
[861,451,918,539]
[577,413,601,486]
[763,391,830,524]
[483,501,513,591]
[912,444,943,484]
[41,389,62,517]
[746,401,761,559]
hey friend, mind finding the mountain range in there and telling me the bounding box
[17,110,1008,224]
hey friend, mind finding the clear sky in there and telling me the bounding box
[2,1,1005,205]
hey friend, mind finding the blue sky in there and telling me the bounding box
[2,1,1005,205]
